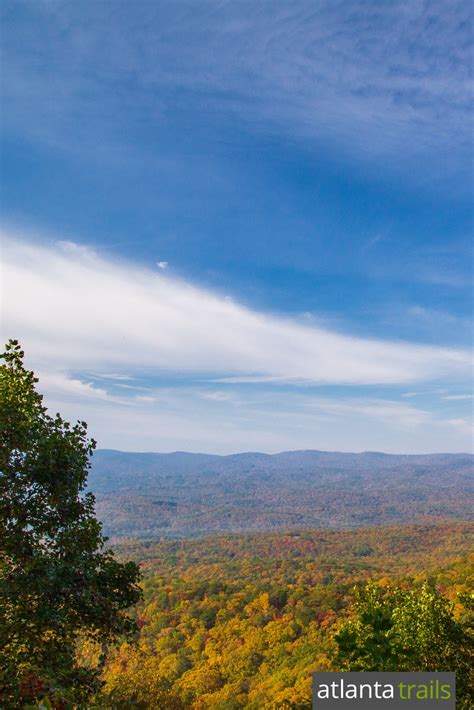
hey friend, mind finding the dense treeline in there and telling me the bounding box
[97,524,473,708]
[115,521,473,585]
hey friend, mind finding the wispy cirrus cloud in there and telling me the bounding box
[1,0,471,179]
[33,381,473,455]
[1,231,471,387]
[442,394,473,401]
[1,230,472,453]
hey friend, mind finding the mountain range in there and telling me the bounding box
[89,449,473,539]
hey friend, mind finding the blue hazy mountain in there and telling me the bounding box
[89,449,473,539]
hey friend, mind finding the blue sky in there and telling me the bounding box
[1,0,472,453]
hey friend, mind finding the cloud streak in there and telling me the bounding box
[2,0,471,179]
[39,384,473,455]
[1,232,471,387]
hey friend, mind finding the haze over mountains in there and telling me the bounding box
[90,449,474,539]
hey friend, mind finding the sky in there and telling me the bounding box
[1,0,473,454]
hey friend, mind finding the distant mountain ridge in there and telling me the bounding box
[89,448,473,539]
[90,448,473,491]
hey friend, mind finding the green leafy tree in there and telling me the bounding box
[0,340,142,708]
[335,581,473,709]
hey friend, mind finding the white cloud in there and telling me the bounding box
[156,261,168,270]
[1,232,471,387]
[35,371,138,408]
[199,391,238,403]
[40,386,473,455]
[1,231,472,453]
[446,418,473,437]
[304,398,431,429]
[91,373,136,381]
[442,394,473,401]
[37,372,111,402]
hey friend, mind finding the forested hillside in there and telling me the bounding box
[90,449,474,538]
[88,448,474,706]
[98,522,473,708]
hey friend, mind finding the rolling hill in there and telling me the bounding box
[89,449,474,538]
